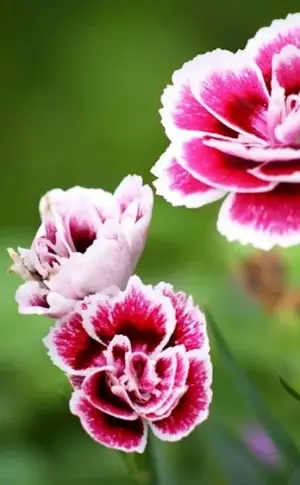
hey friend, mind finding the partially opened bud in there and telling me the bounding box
[9,176,153,318]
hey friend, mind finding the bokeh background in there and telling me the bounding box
[2,2,300,484]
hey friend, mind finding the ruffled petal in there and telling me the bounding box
[189,49,269,139]
[217,185,300,249]
[70,391,147,453]
[160,60,235,139]
[128,347,177,415]
[47,222,132,299]
[272,44,300,95]
[82,276,177,355]
[15,281,75,318]
[43,311,106,374]
[156,283,209,353]
[204,136,300,162]
[150,354,212,441]
[115,175,154,270]
[250,161,300,182]
[15,281,50,315]
[82,368,138,420]
[245,13,300,90]
[145,346,189,421]
[176,137,275,192]
[151,146,225,208]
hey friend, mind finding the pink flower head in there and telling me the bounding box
[43,276,212,452]
[9,176,153,317]
[151,13,300,250]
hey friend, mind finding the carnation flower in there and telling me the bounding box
[43,276,212,452]
[152,13,300,250]
[9,176,153,317]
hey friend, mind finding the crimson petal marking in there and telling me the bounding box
[150,354,212,441]
[189,49,269,140]
[145,346,189,421]
[82,368,138,421]
[250,161,300,182]
[156,283,209,353]
[128,347,177,415]
[272,44,300,95]
[44,311,106,375]
[69,375,85,390]
[217,185,300,250]
[15,281,49,315]
[245,13,300,90]
[104,335,132,375]
[160,60,235,139]
[176,137,276,192]
[67,209,98,254]
[204,136,300,163]
[127,352,160,393]
[151,146,225,208]
[82,276,176,356]
[70,391,147,453]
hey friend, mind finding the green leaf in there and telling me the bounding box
[206,309,300,469]
[279,377,300,403]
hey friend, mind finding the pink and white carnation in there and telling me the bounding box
[9,176,153,318]
[43,275,212,452]
[151,13,300,250]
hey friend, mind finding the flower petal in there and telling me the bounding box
[156,283,209,353]
[47,222,132,299]
[160,60,235,139]
[275,111,300,146]
[189,49,270,139]
[151,146,225,208]
[128,347,177,415]
[145,346,189,421]
[15,281,49,315]
[82,276,177,355]
[250,161,300,182]
[70,391,147,453]
[105,335,132,374]
[115,176,154,271]
[82,368,138,420]
[43,311,106,374]
[69,375,85,390]
[204,136,300,162]
[176,137,275,192]
[217,185,300,250]
[150,354,212,441]
[126,352,160,394]
[272,44,300,95]
[15,281,74,318]
[245,13,300,90]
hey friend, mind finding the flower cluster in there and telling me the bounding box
[11,11,297,458]
[9,175,212,452]
[151,13,300,250]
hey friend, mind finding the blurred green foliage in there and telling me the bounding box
[1,1,300,483]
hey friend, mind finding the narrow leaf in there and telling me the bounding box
[206,309,300,469]
[279,377,300,403]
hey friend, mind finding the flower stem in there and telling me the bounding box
[120,434,160,484]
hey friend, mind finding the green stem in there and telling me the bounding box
[120,433,160,485]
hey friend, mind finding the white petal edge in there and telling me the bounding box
[217,192,300,250]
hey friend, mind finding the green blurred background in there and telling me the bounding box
[2,2,300,484]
